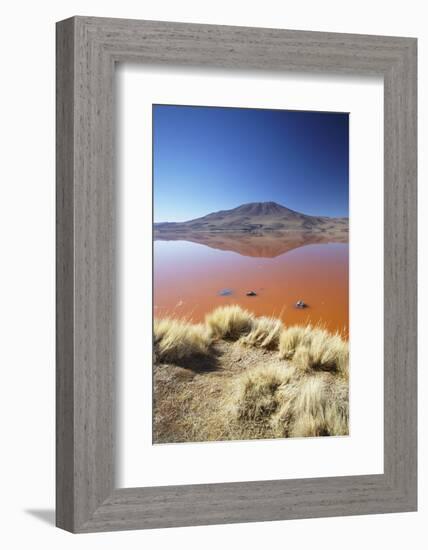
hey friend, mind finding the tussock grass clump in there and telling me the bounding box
[231,362,348,438]
[293,329,349,377]
[278,325,313,359]
[239,316,283,350]
[154,318,211,362]
[233,364,298,422]
[205,305,254,341]
[279,326,348,377]
[281,375,349,437]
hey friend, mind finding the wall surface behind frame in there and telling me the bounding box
[0,0,425,548]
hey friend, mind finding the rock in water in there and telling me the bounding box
[295,300,308,309]
[246,290,257,297]
[218,288,233,296]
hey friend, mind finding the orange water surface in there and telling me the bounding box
[154,238,349,337]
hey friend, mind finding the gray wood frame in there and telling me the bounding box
[56,16,417,533]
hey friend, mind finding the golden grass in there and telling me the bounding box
[154,317,211,362]
[232,364,297,422]
[278,325,313,359]
[153,306,349,441]
[279,325,348,377]
[239,316,283,350]
[230,363,348,438]
[205,305,254,340]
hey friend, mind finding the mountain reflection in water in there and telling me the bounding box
[154,230,348,259]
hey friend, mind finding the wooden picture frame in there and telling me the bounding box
[56,16,417,533]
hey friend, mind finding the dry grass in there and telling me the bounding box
[229,363,348,438]
[279,325,348,377]
[239,316,283,350]
[232,364,297,422]
[153,306,349,442]
[278,325,313,359]
[154,318,211,363]
[205,305,254,340]
[293,328,349,377]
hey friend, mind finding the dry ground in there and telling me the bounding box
[154,341,285,443]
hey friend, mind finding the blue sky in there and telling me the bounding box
[153,105,349,222]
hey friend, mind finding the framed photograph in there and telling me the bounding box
[151,104,350,446]
[56,16,417,532]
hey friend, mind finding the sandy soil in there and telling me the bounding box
[153,340,289,444]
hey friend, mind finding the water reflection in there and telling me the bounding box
[154,233,349,336]
[154,229,347,259]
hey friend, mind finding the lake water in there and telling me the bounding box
[154,236,349,337]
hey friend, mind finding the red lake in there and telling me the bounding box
[154,236,349,337]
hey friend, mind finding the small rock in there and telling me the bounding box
[246,290,257,297]
[295,300,308,309]
[218,288,233,296]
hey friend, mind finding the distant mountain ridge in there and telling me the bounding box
[193,201,301,221]
[154,201,348,234]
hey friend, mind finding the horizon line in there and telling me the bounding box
[154,200,350,224]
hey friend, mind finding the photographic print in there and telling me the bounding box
[153,104,349,444]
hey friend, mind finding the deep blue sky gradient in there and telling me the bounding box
[153,105,349,222]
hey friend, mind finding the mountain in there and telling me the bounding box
[154,201,348,235]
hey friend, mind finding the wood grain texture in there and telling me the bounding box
[56,18,75,531]
[56,16,417,533]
